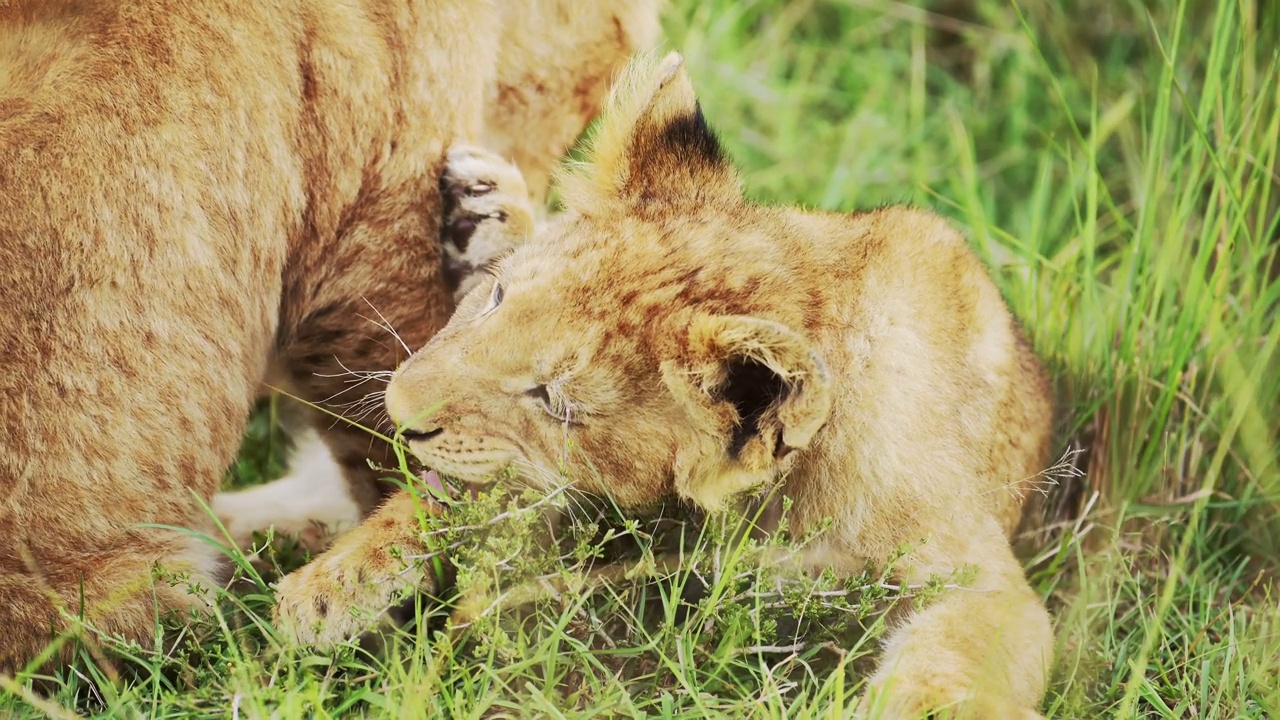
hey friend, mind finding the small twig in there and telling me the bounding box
[405,483,575,553]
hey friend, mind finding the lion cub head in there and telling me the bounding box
[385,53,832,511]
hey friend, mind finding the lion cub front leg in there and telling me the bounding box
[845,525,1053,720]
[439,145,536,301]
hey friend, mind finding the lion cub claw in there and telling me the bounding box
[439,145,535,300]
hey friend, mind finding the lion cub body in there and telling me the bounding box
[0,0,661,671]
[289,54,1055,718]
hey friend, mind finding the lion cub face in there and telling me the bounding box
[386,54,832,510]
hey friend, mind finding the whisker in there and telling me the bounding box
[335,392,378,409]
[507,457,607,522]
[359,296,412,356]
[312,367,394,382]
[338,396,388,423]
[320,376,387,405]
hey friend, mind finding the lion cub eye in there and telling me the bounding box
[480,281,504,318]
[525,384,575,424]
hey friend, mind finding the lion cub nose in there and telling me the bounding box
[384,381,444,441]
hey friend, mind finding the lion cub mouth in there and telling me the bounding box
[419,469,484,502]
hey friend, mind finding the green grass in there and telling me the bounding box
[5,0,1279,717]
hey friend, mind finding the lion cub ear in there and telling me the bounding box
[663,315,833,509]
[557,51,741,209]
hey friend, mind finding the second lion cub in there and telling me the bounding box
[285,53,1057,719]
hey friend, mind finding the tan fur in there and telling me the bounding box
[481,2,663,206]
[0,0,663,672]
[285,53,1056,718]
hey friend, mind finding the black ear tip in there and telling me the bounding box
[661,103,725,165]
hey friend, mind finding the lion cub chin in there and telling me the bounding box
[280,52,1056,719]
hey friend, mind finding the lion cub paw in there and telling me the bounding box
[272,493,437,647]
[439,145,535,300]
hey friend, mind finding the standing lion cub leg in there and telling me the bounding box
[843,523,1053,720]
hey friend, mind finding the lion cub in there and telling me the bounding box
[280,53,1056,718]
